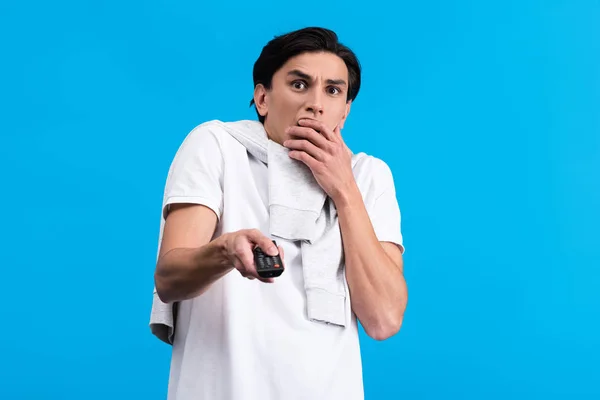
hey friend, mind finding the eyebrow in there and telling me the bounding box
[287,69,348,87]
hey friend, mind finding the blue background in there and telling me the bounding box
[1,0,599,398]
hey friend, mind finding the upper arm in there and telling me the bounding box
[368,158,405,254]
[159,204,219,259]
[157,124,224,258]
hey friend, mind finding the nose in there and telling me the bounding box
[305,90,324,116]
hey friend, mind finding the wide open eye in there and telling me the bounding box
[291,80,307,90]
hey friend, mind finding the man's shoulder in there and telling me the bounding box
[185,119,231,140]
[351,152,396,205]
[352,152,394,182]
[188,119,260,134]
[181,119,253,151]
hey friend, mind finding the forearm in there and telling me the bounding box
[154,236,232,303]
[335,185,408,340]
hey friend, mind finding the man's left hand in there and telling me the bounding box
[283,118,357,202]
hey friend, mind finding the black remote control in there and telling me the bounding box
[253,240,285,278]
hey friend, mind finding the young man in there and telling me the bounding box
[150,27,408,400]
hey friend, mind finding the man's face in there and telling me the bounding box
[254,51,352,145]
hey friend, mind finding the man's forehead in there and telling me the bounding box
[280,53,348,80]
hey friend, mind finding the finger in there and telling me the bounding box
[297,119,335,142]
[233,255,251,277]
[287,125,330,147]
[240,265,269,283]
[257,246,283,283]
[232,256,244,271]
[256,246,282,283]
[232,246,273,283]
[283,139,327,161]
[231,238,256,275]
[245,229,278,256]
[334,124,342,137]
[288,150,320,170]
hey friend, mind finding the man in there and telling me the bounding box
[150,26,408,400]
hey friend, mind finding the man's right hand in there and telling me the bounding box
[220,229,285,283]
[156,204,287,303]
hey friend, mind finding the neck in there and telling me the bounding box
[262,120,283,145]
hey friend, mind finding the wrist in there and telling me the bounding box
[332,182,362,209]
[216,234,233,270]
[199,235,232,273]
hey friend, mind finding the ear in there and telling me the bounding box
[253,84,269,118]
[338,101,352,129]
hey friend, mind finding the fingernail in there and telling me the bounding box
[269,246,278,255]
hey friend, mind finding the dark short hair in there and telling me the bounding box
[250,27,362,123]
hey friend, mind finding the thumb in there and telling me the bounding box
[334,124,342,137]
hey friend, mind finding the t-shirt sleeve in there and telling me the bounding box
[369,159,405,254]
[161,125,224,220]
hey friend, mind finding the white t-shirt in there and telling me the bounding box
[158,122,404,400]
